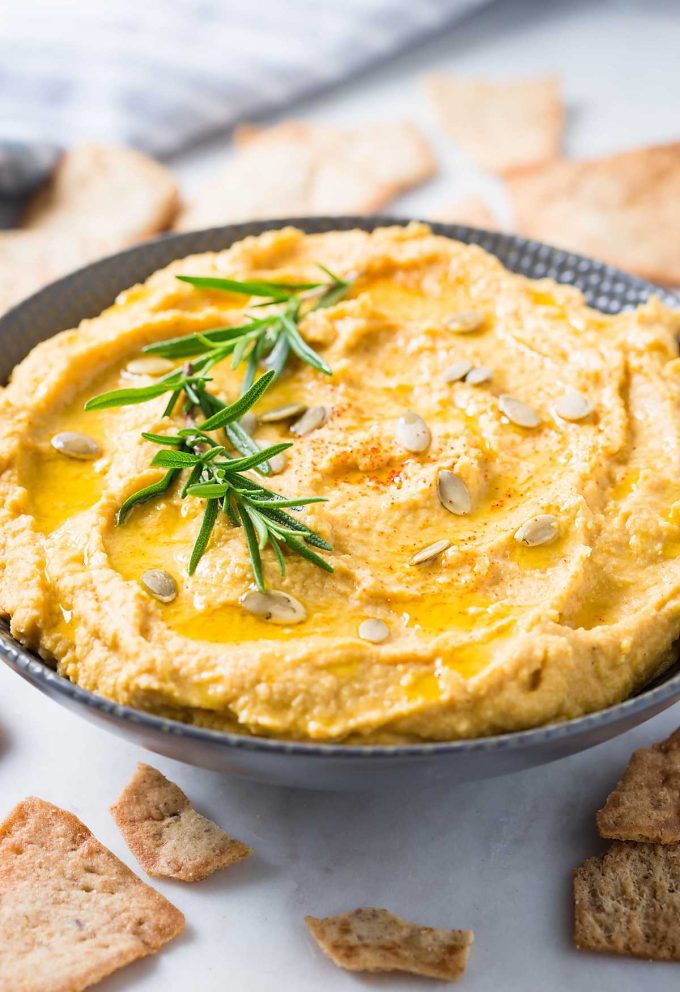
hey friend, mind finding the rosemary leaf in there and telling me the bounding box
[248,496,325,509]
[283,534,335,573]
[238,503,265,592]
[163,388,182,417]
[186,481,231,498]
[219,441,291,474]
[261,331,290,380]
[280,311,332,376]
[223,492,240,527]
[179,462,205,499]
[177,274,322,301]
[241,333,266,393]
[143,318,273,359]
[196,369,275,431]
[188,498,219,575]
[231,335,249,370]
[116,468,179,525]
[270,534,286,576]
[224,421,268,473]
[312,280,353,311]
[246,506,270,551]
[141,432,184,447]
[151,449,201,468]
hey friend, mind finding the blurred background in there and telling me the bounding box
[1,0,679,313]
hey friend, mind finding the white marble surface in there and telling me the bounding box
[4,1,680,990]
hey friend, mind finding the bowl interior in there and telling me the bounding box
[1,215,679,761]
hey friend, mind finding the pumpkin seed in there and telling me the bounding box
[257,440,287,475]
[358,618,389,643]
[141,568,177,603]
[396,411,431,453]
[438,470,472,515]
[124,356,174,377]
[443,360,473,383]
[555,389,593,422]
[410,538,451,565]
[514,514,559,547]
[465,366,493,386]
[290,405,329,436]
[499,394,541,428]
[239,411,257,434]
[50,431,101,460]
[260,403,307,423]
[240,589,306,624]
[445,311,485,333]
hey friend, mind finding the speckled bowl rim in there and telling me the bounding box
[1,215,679,760]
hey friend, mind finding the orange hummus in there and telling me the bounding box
[1,223,680,742]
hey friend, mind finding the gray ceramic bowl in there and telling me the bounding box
[1,217,679,790]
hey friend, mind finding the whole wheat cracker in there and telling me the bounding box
[425,74,562,173]
[435,195,501,229]
[0,796,184,992]
[0,144,179,315]
[305,907,473,982]
[597,728,680,843]
[574,840,680,959]
[175,119,435,230]
[506,142,680,285]
[110,762,251,882]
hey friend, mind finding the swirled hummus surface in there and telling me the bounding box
[1,223,680,742]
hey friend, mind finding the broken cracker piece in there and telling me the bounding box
[0,796,184,992]
[574,840,680,959]
[436,195,501,229]
[598,727,680,843]
[111,762,251,882]
[0,144,179,316]
[175,119,435,230]
[506,142,680,284]
[426,74,562,173]
[305,907,473,982]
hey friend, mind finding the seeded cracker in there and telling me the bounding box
[598,728,680,843]
[111,763,252,881]
[175,119,435,229]
[305,907,473,982]
[574,841,680,960]
[0,797,184,992]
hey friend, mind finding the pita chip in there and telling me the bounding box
[305,907,473,982]
[507,143,680,284]
[597,727,680,843]
[0,144,179,315]
[111,763,252,882]
[175,119,435,230]
[426,74,562,172]
[436,195,501,229]
[22,143,179,245]
[574,841,680,959]
[0,797,184,992]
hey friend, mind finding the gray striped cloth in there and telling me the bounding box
[0,0,487,198]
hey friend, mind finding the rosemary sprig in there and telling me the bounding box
[85,266,349,460]
[147,431,331,587]
[104,371,333,589]
[84,263,345,593]
[142,265,351,384]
